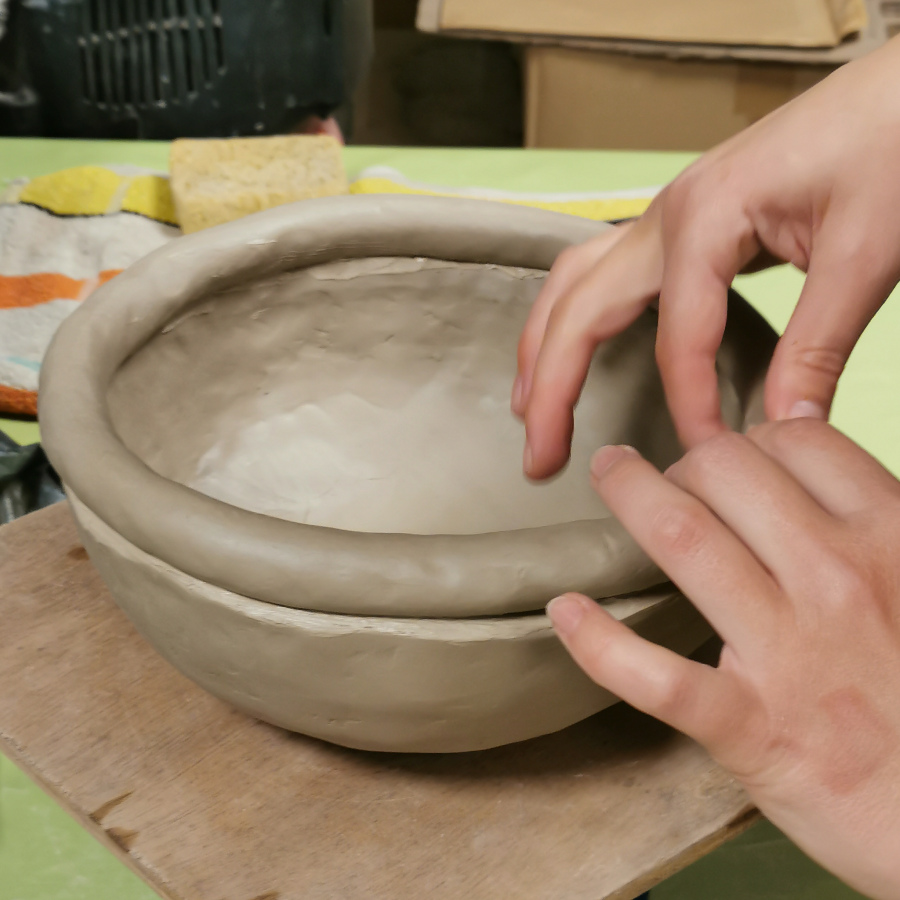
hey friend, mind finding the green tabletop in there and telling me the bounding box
[0,138,878,900]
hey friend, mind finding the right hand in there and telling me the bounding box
[512,36,900,478]
[548,420,900,900]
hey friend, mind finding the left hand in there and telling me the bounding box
[547,418,900,900]
[512,39,900,476]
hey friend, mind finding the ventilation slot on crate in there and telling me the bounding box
[78,0,225,109]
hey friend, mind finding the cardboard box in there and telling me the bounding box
[525,46,833,151]
[419,0,895,151]
[421,0,867,48]
[419,0,892,63]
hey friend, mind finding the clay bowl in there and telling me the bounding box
[40,195,776,752]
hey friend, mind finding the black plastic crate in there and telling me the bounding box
[0,0,346,138]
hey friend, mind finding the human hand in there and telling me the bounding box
[548,419,900,899]
[513,37,900,478]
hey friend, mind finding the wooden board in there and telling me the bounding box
[0,503,757,900]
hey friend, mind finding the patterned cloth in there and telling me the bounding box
[0,165,178,415]
[350,165,658,222]
[0,162,657,417]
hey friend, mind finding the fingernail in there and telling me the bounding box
[512,376,523,412]
[547,594,586,638]
[590,444,638,479]
[788,399,827,421]
[524,441,533,475]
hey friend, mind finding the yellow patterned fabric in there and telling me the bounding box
[5,165,177,224]
[349,166,658,222]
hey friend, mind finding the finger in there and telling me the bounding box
[513,224,634,417]
[522,222,663,478]
[656,195,762,448]
[765,225,894,423]
[748,419,900,518]
[665,432,842,584]
[547,593,747,752]
[591,445,780,644]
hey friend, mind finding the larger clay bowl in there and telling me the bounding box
[40,195,776,752]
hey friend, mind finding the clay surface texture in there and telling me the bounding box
[110,258,691,534]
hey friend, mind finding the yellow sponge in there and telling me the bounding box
[169,135,348,233]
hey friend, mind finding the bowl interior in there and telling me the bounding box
[107,257,738,536]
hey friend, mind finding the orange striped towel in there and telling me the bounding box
[0,165,178,416]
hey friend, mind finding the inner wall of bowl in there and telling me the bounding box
[107,257,696,535]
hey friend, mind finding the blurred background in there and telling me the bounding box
[3,0,898,151]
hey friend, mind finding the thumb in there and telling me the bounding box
[765,235,894,422]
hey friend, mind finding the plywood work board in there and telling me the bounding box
[0,503,757,900]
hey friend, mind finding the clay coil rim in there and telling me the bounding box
[39,195,775,618]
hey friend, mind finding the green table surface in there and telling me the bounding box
[0,138,879,900]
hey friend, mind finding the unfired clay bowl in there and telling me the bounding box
[40,195,776,752]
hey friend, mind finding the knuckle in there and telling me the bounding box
[663,167,704,211]
[662,161,727,219]
[649,502,709,560]
[646,668,696,719]
[579,630,619,677]
[784,343,846,381]
[812,543,888,619]
[678,431,748,483]
[696,430,748,463]
[551,245,584,276]
[737,708,798,784]
[827,553,882,608]
[827,558,868,604]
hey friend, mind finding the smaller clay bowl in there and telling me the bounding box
[40,196,776,752]
[72,492,709,752]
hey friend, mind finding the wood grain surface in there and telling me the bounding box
[0,503,757,900]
